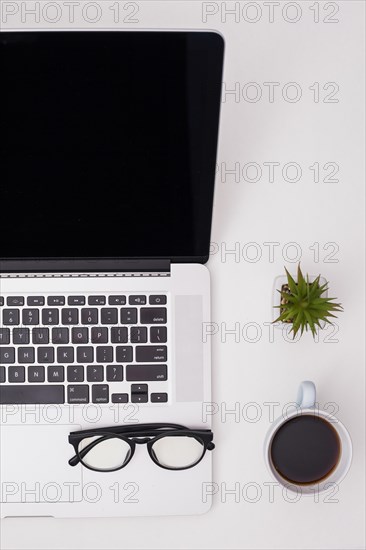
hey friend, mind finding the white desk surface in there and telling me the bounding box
[1,2,365,549]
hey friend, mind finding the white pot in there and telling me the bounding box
[272,274,328,330]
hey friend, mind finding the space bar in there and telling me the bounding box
[0,385,65,404]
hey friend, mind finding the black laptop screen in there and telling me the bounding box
[0,31,223,262]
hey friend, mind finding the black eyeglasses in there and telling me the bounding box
[68,423,215,472]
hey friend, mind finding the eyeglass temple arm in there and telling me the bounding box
[69,454,80,467]
[68,437,107,467]
[69,423,189,439]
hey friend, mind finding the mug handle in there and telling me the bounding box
[296,381,316,408]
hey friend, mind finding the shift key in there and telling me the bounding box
[136,346,167,362]
[126,364,167,381]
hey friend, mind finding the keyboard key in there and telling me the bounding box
[106,365,123,382]
[22,309,39,325]
[111,327,128,344]
[96,346,113,363]
[67,385,89,404]
[38,347,54,363]
[132,394,148,403]
[48,366,64,383]
[101,308,118,324]
[87,366,104,382]
[0,366,5,383]
[27,296,45,306]
[91,327,108,344]
[13,328,30,345]
[7,296,24,306]
[32,328,49,345]
[62,309,79,325]
[149,295,167,305]
[92,384,109,403]
[68,296,85,305]
[151,393,168,403]
[150,326,167,343]
[129,295,146,305]
[136,346,167,362]
[48,296,65,306]
[72,327,88,344]
[67,366,84,382]
[0,385,65,404]
[42,309,59,325]
[126,365,167,382]
[19,320,39,336]
[3,309,20,325]
[0,328,10,345]
[18,347,35,364]
[111,393,128,403]
[52,328,69,344]
[0,297,4,306]
[8,366,25,383]
[57,347,74,363]
[120,308,137,324]
[140,308,167,324]
[116,346,133,363]
[77,346,94,363]
[81,308,98,325]
[130,327,148,343]
[131,384,148,393]
[88,296,106,305]
[0,347,15,364]
[28,366,45,383]
[109,295,126,305]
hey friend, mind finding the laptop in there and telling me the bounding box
[0,31,224,517]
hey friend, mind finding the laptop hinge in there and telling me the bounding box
[0,258,171,275]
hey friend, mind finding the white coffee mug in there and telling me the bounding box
[264,381,353,494]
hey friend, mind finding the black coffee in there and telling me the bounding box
[270,415,341,485]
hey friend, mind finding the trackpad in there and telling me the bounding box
[175,295,204,402]
[0,425,83,503]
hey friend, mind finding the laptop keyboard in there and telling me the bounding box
[0,294,169,405]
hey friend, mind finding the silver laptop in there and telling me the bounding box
[0,30,224,517]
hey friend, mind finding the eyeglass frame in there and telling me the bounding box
[68,422,215,472]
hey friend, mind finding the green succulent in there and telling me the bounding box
[274,265,343,338]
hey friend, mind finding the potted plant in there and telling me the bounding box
[273,265,343,338]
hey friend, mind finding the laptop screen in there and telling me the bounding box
[0,31,223,263]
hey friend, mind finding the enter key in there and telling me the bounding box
[136,346,167,362]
